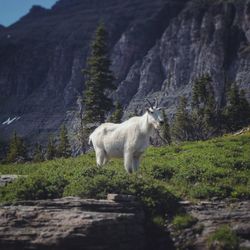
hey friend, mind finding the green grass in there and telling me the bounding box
[207,225,239,250]
[0,131,250,217]
[172,214,197,230]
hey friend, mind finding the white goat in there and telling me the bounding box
[89,99,164,173]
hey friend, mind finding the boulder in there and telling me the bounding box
[0,175,19,187]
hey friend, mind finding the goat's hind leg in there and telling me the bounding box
[95,149,107,166]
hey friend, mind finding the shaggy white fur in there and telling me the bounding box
[89,106,163,173]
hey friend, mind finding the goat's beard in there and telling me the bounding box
[153,122,161,130]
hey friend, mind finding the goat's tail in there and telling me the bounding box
[88,133,93,145]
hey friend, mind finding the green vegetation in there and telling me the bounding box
[46,135,57,160]
[0,131,249,217]
[207,225,239,250]
[191,74,217,139]
[6,131,27,163]
[223,85,250,132]
[172,214,197,230]
[171,75,250,142]
[109,102,123,123]
[83,22,115,126]
[172,96,193,141]
[33,143,44,162]
[160,110,171,145]
[57,125,72,158]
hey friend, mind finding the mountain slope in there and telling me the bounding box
[0,0,249,149]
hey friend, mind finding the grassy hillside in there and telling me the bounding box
[0,131,249,216]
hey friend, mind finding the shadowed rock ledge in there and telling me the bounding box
[167,199,250,250]
[0,194,145,250]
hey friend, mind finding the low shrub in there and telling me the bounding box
[207,225,239,250]
[0,172,68,202]
[172,214,197,230]
[190,183,233,199]
[147,164,175,180]
[64,167,179,216]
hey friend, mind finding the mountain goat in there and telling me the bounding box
[89,99,164,173]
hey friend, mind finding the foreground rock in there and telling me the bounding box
[0,194,145,250]
[167,199,250,250]
[0,175,19,187]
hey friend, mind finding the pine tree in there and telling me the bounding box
[239,90,250,126]
[58,125,72,158]
[76,96,88,154]
[109,102,123,123]
[0,133,4,162]
[172,97,193,141]
[223,84,250,131]
[6,131,27,162]
[33,143,44,162]
[160,110,172,145]
[191,74,217,139]
[128,106,140,118]
[83,22,115,126]
[46,136,57,160]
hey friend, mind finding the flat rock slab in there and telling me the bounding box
[0,196,145,250]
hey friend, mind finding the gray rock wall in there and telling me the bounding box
[118,1,250,116]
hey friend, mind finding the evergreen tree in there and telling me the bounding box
[239,90,250,126]
[192,74,212,110]
[76,96,88,154]
[46,136,57,160]
[160,110,172,145]
[33,143,44,162]
[223,84,250,131]
[6,131,27,162]
[128,106,140,118]
[109,102,123,123]
[83,22,115,126]
[172,97,193,141]
[58,125,72,158]
[191,74,217,139]
[0,134,4,162]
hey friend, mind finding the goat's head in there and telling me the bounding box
[146,99,164,130]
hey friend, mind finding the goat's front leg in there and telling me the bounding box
[124,151,133,173]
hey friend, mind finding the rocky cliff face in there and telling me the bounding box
[0,0,249,150]
[118,0,250,115]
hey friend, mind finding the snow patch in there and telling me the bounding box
[2,116,21,125]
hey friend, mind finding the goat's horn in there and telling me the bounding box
[154,98,158,108]
[146,99,154,108]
